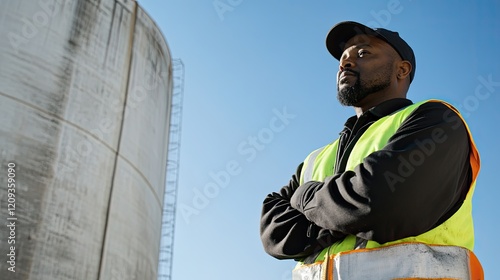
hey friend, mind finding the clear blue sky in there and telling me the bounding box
[137,1,500,279]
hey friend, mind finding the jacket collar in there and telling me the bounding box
[343,98,413,130]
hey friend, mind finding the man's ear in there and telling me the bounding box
[397,61,412,80]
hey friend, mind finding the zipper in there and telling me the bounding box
[335,120,375,174]
[354,236,368,249]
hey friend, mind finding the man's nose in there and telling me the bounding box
[339,56,355,72]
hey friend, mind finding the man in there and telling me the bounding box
[260,21,483,279]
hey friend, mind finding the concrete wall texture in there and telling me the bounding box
[0,0,173,279]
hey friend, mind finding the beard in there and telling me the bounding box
[337,66,393,106]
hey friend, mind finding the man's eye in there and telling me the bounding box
[358,50,367,57]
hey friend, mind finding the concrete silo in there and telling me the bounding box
[0,0,173,279]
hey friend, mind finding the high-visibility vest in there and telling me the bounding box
[294,99,482,280]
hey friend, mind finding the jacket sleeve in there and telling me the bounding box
[290,102,472,244]
[260,163,346,260]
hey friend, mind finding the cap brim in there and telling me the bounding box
[326,21,382,60]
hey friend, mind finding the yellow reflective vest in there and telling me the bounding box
[294,100,482,280]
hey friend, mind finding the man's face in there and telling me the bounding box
[336,35,399,106]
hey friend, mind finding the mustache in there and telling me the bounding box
[339,69,359,77]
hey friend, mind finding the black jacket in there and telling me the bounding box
[260,98,472,262]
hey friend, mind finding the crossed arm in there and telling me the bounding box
[260,163,345,260]
[260,103,472,260]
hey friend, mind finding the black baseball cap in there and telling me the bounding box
[326,21,416,82]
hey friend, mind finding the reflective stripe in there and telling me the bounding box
[292,243,484,280]
[335,243,471,280]
[302,148,323,183]
[292,262,323,280]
